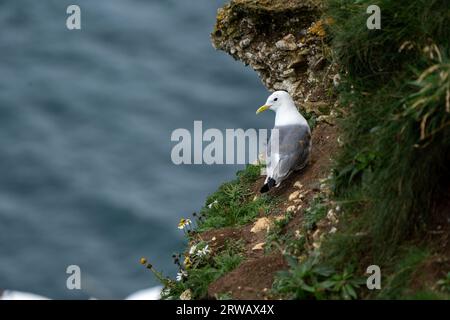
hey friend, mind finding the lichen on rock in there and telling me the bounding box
[211,0,336,115]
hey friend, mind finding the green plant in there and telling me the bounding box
[265,211,294,252]
[197,165,274,231]
[324,268,366,299]
[160,239,245,300]
[377,247,430,299]
[323,0,450,274]
[304,195,328,230]
[215,292,233,300]
[273,254,364,300]
[436,272,450,293]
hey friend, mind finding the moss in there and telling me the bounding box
[197,165,274,231]
[212,0,322,47]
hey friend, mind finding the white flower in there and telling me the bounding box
[161,288,171,296]
[180,289,192,300]
[189,244,198,255]
[176,269,188,281]
[196,245,210,258]
[207,200,218,209]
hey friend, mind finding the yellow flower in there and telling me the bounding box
[184,256,192,269]
[178,218,192,230]
[140,257,147,265]
[178,218,186,229]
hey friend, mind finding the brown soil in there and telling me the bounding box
[208,254,287,299]
[202,122,339,299]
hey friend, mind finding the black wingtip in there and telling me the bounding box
[260,178,276,193]
[260,184,270,193]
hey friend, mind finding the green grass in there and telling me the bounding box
[436,272,450,294]
[273,254,365,300]
[197,165,274,231]
[304,195,328,230]
[161,239,245,300]
[272,0,450,300]
[323,0,450,267]
[265,211,294,252]
[376,247,430,299]
[156,165,275,300]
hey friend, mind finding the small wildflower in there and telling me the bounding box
[161,288,171,297]
[184,256,192,269]
[189,244,198,255]
[178,218,192,230]
[139,257,147,265]
[176,269,188,281]
[207,200,218,209]
[180,289,192,300]
[196,245,210,258]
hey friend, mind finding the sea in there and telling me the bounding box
[0,0,273,298]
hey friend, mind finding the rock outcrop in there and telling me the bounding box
[211,0,336,116]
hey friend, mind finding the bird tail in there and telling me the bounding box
[260,178,276,193]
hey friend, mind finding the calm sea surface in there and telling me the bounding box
[0,0,271,298]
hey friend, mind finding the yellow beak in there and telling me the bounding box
[256,105,270,114]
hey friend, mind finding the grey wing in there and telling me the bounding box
[271,125,311,183]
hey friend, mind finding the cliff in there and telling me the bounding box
[211,0,336,118]
[149,0,450,300]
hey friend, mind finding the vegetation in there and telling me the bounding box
[319,0,449,298]
[273,0,450,300]
[145,0,450,300]
[151,239,246,300]
[145,165,275,300]
[197,165,274,231]
[273,254,365,300]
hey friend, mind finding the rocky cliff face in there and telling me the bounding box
[211,0,336,117]
[192,0,341,299]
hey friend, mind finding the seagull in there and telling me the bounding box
[256,91,311,193]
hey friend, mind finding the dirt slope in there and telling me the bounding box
[200,123,337,299]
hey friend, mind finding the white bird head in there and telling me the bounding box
[256,90,294,114]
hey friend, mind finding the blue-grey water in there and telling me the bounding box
[0,0,272,298]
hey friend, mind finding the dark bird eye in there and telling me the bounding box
[274,98,278,101]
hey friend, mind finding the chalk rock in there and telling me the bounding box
[288,190,301,201]
[250,217,272,233]
[276,34,298,51]
[252,242,265,251]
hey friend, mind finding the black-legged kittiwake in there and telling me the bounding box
[256,91,311,193]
